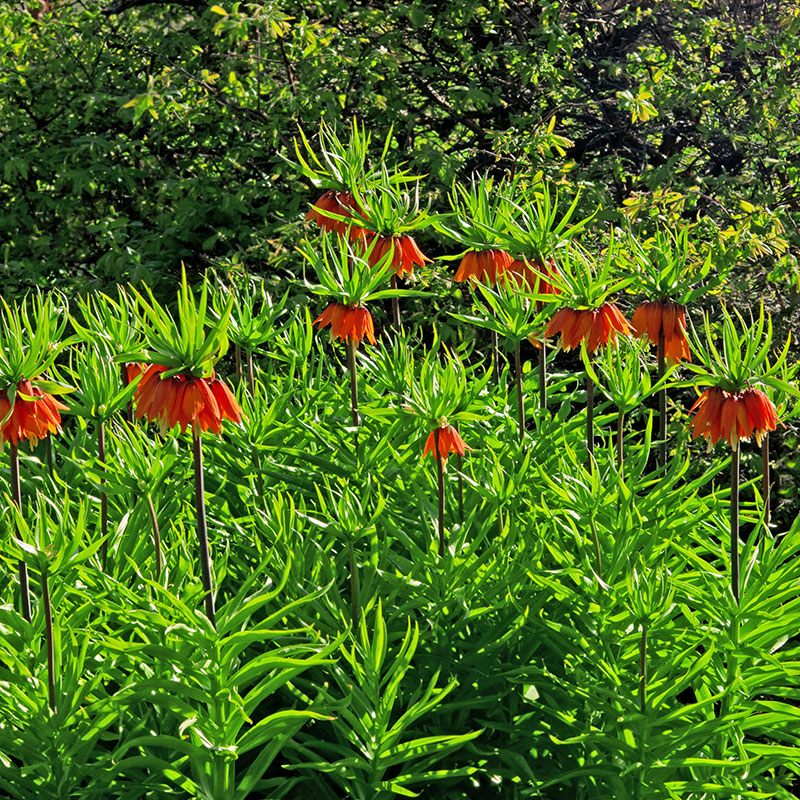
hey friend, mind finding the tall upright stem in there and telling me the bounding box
[42,570,56,712]
[192,432,216,626]
[617,409,624,475]
[515,340,525,447]
[762,433,770,532]
[434,429,445,558]
[731,446,740,604]
[586,375,595,464]
[99,420,109,571]
[390,274,401,329]
[10,443,31,622]
[45,437,54,477]
[146,494,163,580]
[347,339,359,451]
[657,329,667,467]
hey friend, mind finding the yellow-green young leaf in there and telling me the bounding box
[210,5,227,14]
[740,200,756,213]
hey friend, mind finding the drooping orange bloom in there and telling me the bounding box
[689,386,778,449]
[423,423,468,462]
[0,379,68,448]
[631,301,691,363]
[508,257,561,295]
[545,303,632,354]
[454,249,513,285]
[367,234,431,278]
[305,190,364,239]
[134,365,242,434]
[313,303,377,345]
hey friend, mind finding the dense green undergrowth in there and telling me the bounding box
[2,303,799,798]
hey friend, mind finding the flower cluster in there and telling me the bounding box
[134,366,242,434]
[689,386,778,449]
[632,301,690,363]
[455,249,513,285]
[0,380,68,448]
[313,303,377,345]
[366,234,430,278]
[546,304,631,354]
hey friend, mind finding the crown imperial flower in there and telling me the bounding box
[689,386,778,450]
[423,423,468,462]
[134,366,242,435]
[631,300,690,363]
[313,303,377,345]
[454,249,514,285]
[546,303,632,354]
[0,380,68,449]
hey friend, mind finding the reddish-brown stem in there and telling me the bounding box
[99,420,109,571]
[42,569,56,712]
[193,432,216,626]
[10,443,31,622]
[657,328,666,467]
[434,429,445,557]
[762,433,770,532]
[390,274,401,329]
[146,494,163,580]
[45,437,54,477]
[515,340,525,447]
[731,445,740,604]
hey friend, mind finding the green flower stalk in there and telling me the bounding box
[5,492,104,713]
[436,173,523,383]
[74,289,145,425]
[64,343,139,571]
[623,227,719,465]
[451,277,551,448]
[581,338,666,476]
[290,118,412,240]
[121,269,241,626]
[211,273,290,497]
[484,183,595,411]
[304,233,424,448]
[0,294,71,621]
[401,337,489,556]
[685,304,796,603]
[544,241,633,465]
